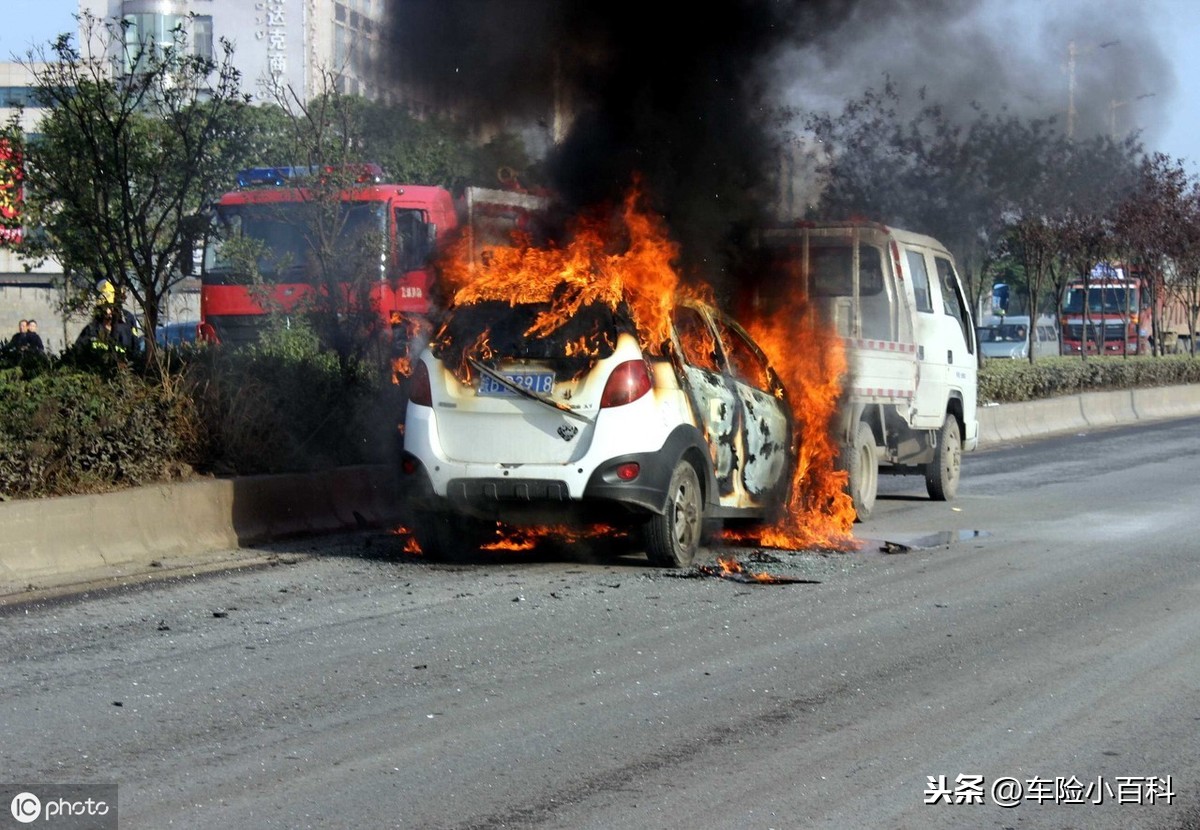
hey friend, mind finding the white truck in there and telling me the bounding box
[743,220,979,519]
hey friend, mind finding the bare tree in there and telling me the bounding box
[1114,153,1193,355]
[1167,184,1200,357]
[215,68,404,373]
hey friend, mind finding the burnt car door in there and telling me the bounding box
[671,303,740,493]
[707,311,793,507]
[670,302,792,511]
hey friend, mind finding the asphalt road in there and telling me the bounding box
[2,418,1199,830]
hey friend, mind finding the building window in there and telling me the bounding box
[334,24,347,66]
[0,87,36,108]
[193,16,214,62]
[123,13,187,73]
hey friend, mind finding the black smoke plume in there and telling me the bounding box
[381,0,1175,289]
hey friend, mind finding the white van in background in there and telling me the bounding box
[977,315,1060,360]
[743,221,979,520]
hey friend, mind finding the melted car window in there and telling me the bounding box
[432,300,633,378]
[712,315,774,393]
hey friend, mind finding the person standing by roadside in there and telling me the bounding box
[23,319,45,353]
[9,319,28,349]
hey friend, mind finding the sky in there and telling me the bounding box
[3,0,1200,171]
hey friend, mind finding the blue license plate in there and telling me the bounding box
[478,370,555,397]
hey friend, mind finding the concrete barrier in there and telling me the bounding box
[1,384,1198,597]
[977,383,1200,447]
[0,465,403,596]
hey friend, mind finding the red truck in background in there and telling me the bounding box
[198,163,458,361]
[1059,264,1145,356]
[1060,263,1199,356]
[198,164,550,366]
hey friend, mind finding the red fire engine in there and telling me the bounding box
[198,164,459,356]
[199,165,552,365]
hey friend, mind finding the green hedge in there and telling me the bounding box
[0,364,194,497]
[182,325,399,476]
[979,355,1200,404]
[0,323,402,500]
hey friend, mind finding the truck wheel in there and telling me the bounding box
[644,459,703,568]
[924,417,962,501]
[845,421,878,521]
[411,511,493,563]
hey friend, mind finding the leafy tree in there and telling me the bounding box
[17,12,248,368]
[346,97,474,190]
[807,82,1022,311]
[991,115,1074,361]
[218,71,417,375]
[218,101,297,178]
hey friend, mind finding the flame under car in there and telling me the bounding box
[400,295,795,566]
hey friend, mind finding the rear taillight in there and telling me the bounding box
[615,462,640,481]
[408,360,432,407]
[600,360,652,408]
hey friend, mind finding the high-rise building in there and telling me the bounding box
[80,0,390,103]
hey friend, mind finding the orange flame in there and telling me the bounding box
[733,300,859,551]
[715,555,777,582]
[392,525,422,554]
[390,312,434,381]
[436,181,680,360]
[395,521,624,556]
[481,523,614,551]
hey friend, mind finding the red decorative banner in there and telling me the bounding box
[0,138,24,245]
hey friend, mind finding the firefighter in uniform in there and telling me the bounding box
[76,280,142,355]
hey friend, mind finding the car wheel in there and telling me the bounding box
[410,511,494,563]
[644,459,704,568]
[924,416,962,501]
[845,421,878,521]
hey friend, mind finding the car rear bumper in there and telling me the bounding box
[399,423,712,521]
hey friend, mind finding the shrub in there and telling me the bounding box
[0,319,404,499]
[181,321,399,475]
[979,355,1200,404]
[0,363,195,498]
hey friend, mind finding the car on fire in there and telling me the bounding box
[399,295,796,567]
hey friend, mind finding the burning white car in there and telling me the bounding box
[399,294,795,567]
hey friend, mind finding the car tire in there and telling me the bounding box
[411,511,494,563]
[844,421,878,521]
[644,459,704,568]
[924,416,962,501]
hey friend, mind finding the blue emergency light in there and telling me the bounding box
[235,163,385,188]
